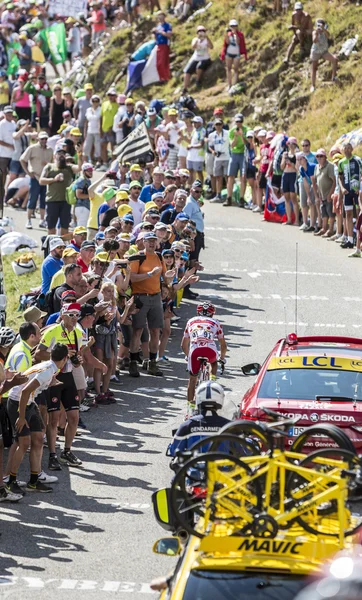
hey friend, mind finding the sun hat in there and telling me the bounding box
[103,187,117,201]
[84,83,93,90]
[117,205,133,218]
[287,136,298,145]
[49,237,65,251]
[81,240,96,250]
[115,190,129,202]
[144,232,157,240]
[70,127,81,137]
[73,226,87,235]
[23,306,47,322]
[129,180,142,189]
[316,148,327,157]
[229,19,238,26]
[130,164,143,172]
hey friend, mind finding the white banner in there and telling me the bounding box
[49,0,87,18]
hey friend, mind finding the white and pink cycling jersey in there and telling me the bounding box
[183,316,224,350]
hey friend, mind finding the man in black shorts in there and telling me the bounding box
[35,304,83,470]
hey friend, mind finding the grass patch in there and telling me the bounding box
[3,253,42,329]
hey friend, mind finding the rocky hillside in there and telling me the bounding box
[89,0,362,148]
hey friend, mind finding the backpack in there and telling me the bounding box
[66,182,77,205]
[178,94,197,112]
[44,287,56,316]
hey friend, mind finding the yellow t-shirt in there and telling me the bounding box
[50,266,65,290]
[0,81,9,105]
[88,190,103,230]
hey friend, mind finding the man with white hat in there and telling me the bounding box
[41,237,65,295]
[187,116,206,185]
[20,130,54,230]
[0,105,16,189]
[285,2,313,64]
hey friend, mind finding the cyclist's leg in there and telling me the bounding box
[210,360,218,380]
[188,374,198,405]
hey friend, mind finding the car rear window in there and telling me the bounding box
[182,570,308,599]
[258,368,362,401]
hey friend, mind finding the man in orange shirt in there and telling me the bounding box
[129,232,171,377]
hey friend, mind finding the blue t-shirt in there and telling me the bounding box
[46,312,60,326]
[298,151,317,183]
[139,183,165,203]
[41,256,63,295]
[299,162,316,185]
[74,177,91,210]
[155,22,172,45]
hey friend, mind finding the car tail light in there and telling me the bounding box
[286,332,298,345]
[240,411,259,421]
[191,486,207,499]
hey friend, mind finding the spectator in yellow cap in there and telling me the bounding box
[74,83,93,136]
[68,225,87,252]
[129,163,144,185]
[65,16,82,62]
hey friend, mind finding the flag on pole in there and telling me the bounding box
[6,41,20,76]
[113,122,153,162]
[37,23,67,65]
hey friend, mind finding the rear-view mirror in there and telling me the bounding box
[153,537,182,556]
[241,363,261,376]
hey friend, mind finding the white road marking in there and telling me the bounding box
[0,575,155,594]
[202,291,332,302]
[0,577,155,593]
[205,227,262,232]
[246,319,350,329]
[247,272,261,278]
[223,268,342,277]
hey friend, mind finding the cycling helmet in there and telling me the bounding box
[0,327,16,348]
[196,302,215,317]
[294,552,362,600]
[195,381,225,410]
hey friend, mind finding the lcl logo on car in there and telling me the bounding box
[310,413,319,422]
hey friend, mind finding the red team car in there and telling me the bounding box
[238,334,362,451]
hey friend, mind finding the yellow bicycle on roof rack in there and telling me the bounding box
[169,409,362,545]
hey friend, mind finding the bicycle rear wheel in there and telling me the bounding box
[286,448,362,537]
[291,424,356,455]
[170,451,262,538]
[219,420,273,454]
[189,434,258,458]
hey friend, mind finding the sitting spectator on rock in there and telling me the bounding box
[183,26,213,94]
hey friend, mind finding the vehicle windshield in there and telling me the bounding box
[258,368,362,401]
[182,570,308,599]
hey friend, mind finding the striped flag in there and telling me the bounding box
[113,122,152,162]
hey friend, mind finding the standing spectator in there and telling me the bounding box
[209,119,230,203]
[312,149,336,239]
[119,98,136,140]
[128,180,144,225]
[220,20,248,90]
[100,89,118,169]
[33,73,52,131]
[161,189,187,225]
[49,84,65,136]
[83,94,101,165]
[310,19,338,92]
[281,136,300,225]
[74,163,94,228]
[62,88,75,116]
[245,130,257,209]
[41,237,65,295]
[65,17,82,62]
[39,143,81,235]
[184,180,204,266]
[11,77,31,121]
[74,83,93,136]
[8,119,29,187]
[187,116,205,184]
[177,111,193,170]
[152,11,172,82]
[16,33,32,73]
[183,26,213,93]
[129,232,168,378]
[20,131,53,230]
[165,109,184,170]
[139,166,165,203]
[77,240,96,273]
[113,95,127,145]
[284,2,313,64]
[90,0,107,49]
[338,143,362,250]
[0,69,10,109]
[224,113,247,207]
[0,105,16,190]
[298,139,317,231]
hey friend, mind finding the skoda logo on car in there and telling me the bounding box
[310,413,319,423]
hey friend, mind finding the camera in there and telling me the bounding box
[215,151,222,158]
[70,354,80,366]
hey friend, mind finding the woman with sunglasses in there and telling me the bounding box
[183,26,213,92]
[62,87,74,117]
[49,85,65,136]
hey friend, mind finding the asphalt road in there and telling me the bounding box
[1,200,362,599]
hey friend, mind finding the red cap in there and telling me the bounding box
[213,107,223,115]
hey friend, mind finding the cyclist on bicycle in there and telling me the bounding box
[167,382,230,459]
[181,302,227,411]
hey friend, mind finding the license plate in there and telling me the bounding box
[288,426,306,437]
